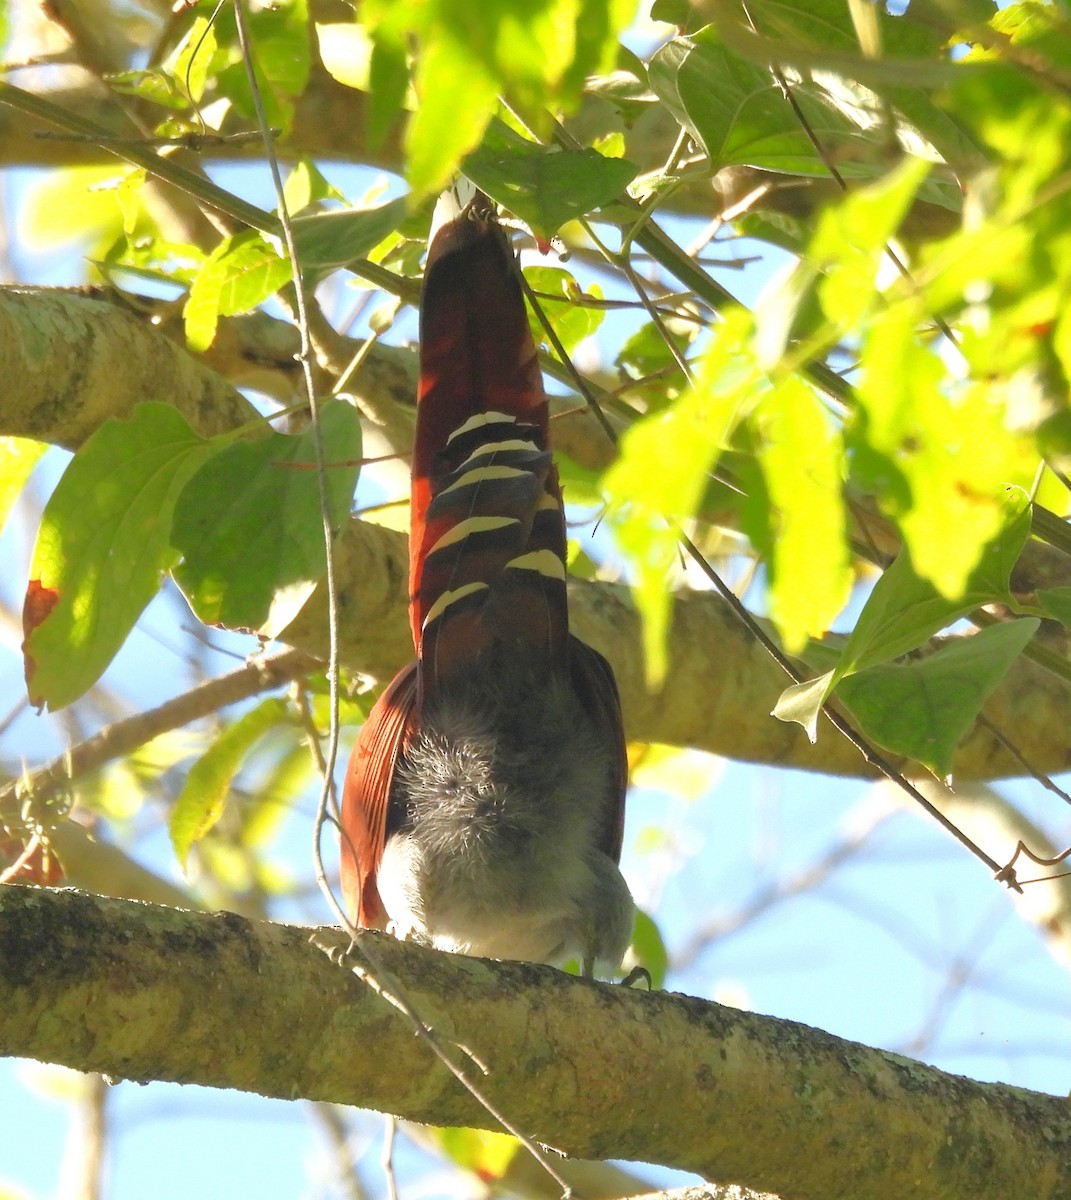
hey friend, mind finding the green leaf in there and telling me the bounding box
[651,0,691,24]
[407,34,500,198]
[367,30,411,147]
[629,908,668,990]
[289,196,411,270]
[567,0,641,96]
[718,0,988,173]
[243,0,310,98]
[183,230,293,352]
[840,489,1031,679]
[463,120,638,240]
[615,318,692,386]
[1035,585,1071,629]
[602,308,762,683]
[837,618,1040,777]
[523,266,604,355]
[771,671,836,743]
[359,0,636,194]
[23,404,218,710]
[169,696,290,868]
[648,27,866,175]
[772,489,1031,738]
[643,0,989,184]
[171,400,361,635]
[214,0,310,138]
[106,68,190,110]
[169,16,217,105]
[101,235,205,288]
[556,454,603,510]
[749,377,852,653]
[282,159,347,214]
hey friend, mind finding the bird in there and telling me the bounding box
[339,186,633,977]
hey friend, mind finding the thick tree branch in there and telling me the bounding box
[284,516,1071,780]
[1,888,1068,1200]
[3,286,1071,780]
[0,287,253,444]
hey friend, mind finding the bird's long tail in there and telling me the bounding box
[408,190,569,690]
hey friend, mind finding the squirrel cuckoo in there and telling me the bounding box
[340,189,633,976]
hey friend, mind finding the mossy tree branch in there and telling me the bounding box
[1,887,1068,1200]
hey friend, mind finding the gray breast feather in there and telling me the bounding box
[379,676,632,972]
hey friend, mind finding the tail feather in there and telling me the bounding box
[340,188,631,961]
[410,196,568,687]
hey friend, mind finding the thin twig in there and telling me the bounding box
[229,0,346,908]
[517,260,618,444]
[307,1103,371,1200]
[382,1115,400,1200]
[976,714,1071,808]
[1,648,319,815]
[679,531,1008,882]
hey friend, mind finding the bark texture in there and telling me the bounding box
[1,887,1069,1200]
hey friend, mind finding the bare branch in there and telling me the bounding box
[1,647,318,818]
[0,287,252,445]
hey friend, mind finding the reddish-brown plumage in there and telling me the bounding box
[408,207,566,668]
[339,664,417,928]
[339,193,629,965]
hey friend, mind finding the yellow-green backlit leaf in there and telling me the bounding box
[752,377,851,652]
[169,16,217,104]
[629,744,722,801]
[407,37,499,197]
[856,302,1038,596]
[812,156,931,328]
[170,697,290,868]
[315,21,375,90]
[603,308,762,683]
[24,166,131,253]
[523,266,604,355]
[771,670,835,742]
[901,379,1037,597]
[0,438,46,538]
[436,1128,519,1180]
[184,231,292,352]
